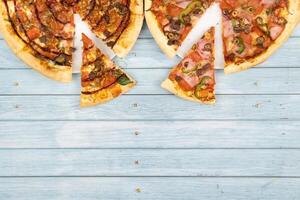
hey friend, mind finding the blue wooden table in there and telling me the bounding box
[0,23,300,199]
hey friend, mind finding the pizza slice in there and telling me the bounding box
[145,0,216,58]
[74,0,144,58]
[81,34,136,107]
[161,27,216,104]
[221,0,300,74]
[0,0,74,82]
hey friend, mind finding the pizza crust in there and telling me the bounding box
[144,0,177,58]
[0,1,72,82]
[161,78,216,105]
[80,78,136,107]
[224,0,300,74]
[113,13,144,58]
[129,0,144,15]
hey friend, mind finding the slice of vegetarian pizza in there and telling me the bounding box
[81,34,136,107]
[161,27,216,104]
[0,0,74,82]
[73,0,144,58]
[145,0,216,58]
[221,0,300,74]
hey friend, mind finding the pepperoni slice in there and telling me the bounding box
[46,0,73,24]
[35,0,73,39]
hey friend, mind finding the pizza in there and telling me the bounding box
[145,0,215,58]
[146,0,300,73]
[81,34,136,107]
[161,27,216,104]
[0,0,75,82]
[0,0,144,82]
[74,0,144,58]
[221,0,300,74]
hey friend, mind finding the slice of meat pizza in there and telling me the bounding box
[161,27,216,104]
[145,0,216,58]
[0,0,74,82]
[81,34,136,107]
[74,0,144,58]
[221,0,300,74]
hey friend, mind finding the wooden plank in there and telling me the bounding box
[0,68,300,95]
[0,149,300,176]
[0,177,300,200]
[1,37,300,69]
[0,121,299,148]
[0,95,298,120]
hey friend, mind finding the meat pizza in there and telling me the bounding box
[74,0,144,58]
[81,34,136,107]
[161,27,216,104]
[0,0,144,82]
[0,0,75,82]
[146,0,300,73]
[145,0,215,58]
[221,0,300,74]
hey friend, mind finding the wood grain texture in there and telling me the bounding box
[0,18,300,200]
[0,37,300,69]
[0,121,299,148]
[0,95,298,120]
[0,149,300,176]
[0,68,299,95]
[0,178,300,200]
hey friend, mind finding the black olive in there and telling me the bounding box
[256,17,264,25]
[103,14,110,23]
[170,19,181,31]
[165,31,180,40]
[88,71,96,81]
[223,9,230,16]
[114,2,128,16]
[106,41,115,47]
[175,75,182,82]
[167,39,179,46]
[104,30,111,37]
[277,17,287,25]
[232,10,238,17]
[247,6,254,13]
[256,36,265,48]
[203,43,212,52]
[182,15,191,25]
[227,53,236,61]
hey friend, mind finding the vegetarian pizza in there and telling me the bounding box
[81,34,136,107]
[161,27,216,104]
[0,0,144,82]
